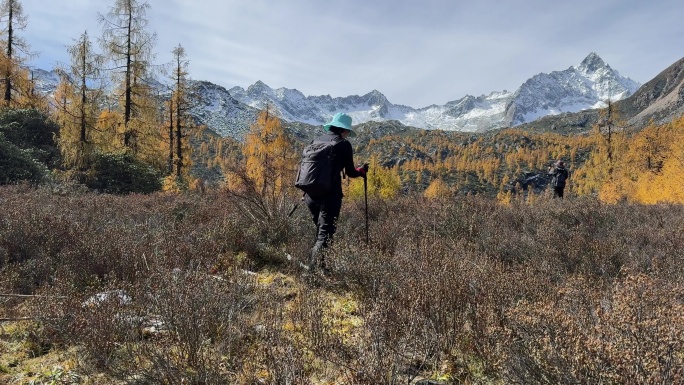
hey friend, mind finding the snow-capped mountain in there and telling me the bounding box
[227,81,512,131]
[29,53,641,138]
[503,52,641,126]
[228,83,417,127]
[190,81,260,138]
[227,53,639,133]
[31,68,60,96]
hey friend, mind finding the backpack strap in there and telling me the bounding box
[329,135,345,178]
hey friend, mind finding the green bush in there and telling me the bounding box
[87,152,162,194]
[0,108,61,169]
[0,132,48,184]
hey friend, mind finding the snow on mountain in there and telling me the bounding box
[226,53,639,133]
[31,68,60,96]
[503,52,640,127]
[190,81,260,139]
[227,81,511,132]
[29,53,641,138]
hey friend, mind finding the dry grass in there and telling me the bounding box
[1,184,683,384]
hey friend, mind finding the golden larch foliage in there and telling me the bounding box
[423,178,451,200]
[345,156,401,199]
[240,108,297,197]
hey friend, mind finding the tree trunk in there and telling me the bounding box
[4,0,14,103]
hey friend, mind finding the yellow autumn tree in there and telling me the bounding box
[622,117,684,203]
[15,67,49,112]
[574,101,630,202]
[99,0,157,151]
[223,107,298,223]
[126,80,166,170]
[497,189,513,205]
[0,0,33,109]
[570,113,684,204]
[650,138,684,203]
[423,177,451,200]
[93,109,124,153]
[345,155,402,199]
[53,31,104,173]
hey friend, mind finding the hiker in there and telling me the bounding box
[548,160,569,198]
[303,112,367,274]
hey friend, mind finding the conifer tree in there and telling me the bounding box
[243,107,296,198]
[54,31,104,171]
[223,107,298,222]
[596,100,622,176]
[0,0,30,107]
[19,69,49,112]
[424,177,451,199]
[167,44,195,179]
[98,0,157,151]
[594,100,628,202]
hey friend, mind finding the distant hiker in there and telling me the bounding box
[295,112,368,274]
[548,160,569,198]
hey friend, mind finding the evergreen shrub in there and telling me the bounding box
[0,132,48,184]
[87,152,162,194]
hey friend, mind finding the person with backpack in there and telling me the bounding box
[295,112,368,274]
[548,160,569,198]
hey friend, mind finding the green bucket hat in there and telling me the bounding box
[323,112,355,137]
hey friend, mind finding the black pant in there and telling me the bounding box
[554,186,565,198]
[304,193,342,268]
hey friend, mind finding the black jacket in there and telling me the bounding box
[315,133,363,198]
[548,166,569,188]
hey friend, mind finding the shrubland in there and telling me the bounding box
[1,184,683,384]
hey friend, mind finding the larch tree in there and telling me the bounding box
[166,44,195,179]
[19,69,49,112]
[593,100,629,202]
[615,117,684,203]
[345,155,401,199]
[0,0,30,107]
[652,117,684,203]
[243,107,297,197]
[54,31,105,171]
[223,107,298,223]
[596,99,624,176]
[127,67,165,169]
[98,0,157,151]
[423,177,451,200]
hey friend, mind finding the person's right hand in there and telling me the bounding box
[356,163,369,176]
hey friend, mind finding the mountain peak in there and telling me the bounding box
[364,89,389,105]
[247,80,272,94]
[577,52,609,74]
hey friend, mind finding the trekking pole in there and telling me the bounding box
[287,194,305,218]
[363,175,369,244]
[287,202,299,218]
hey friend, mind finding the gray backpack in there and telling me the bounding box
[294,137,342,197]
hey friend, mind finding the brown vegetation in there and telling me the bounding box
[1,185,683,384]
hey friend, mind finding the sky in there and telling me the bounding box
[18,0,684,108]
